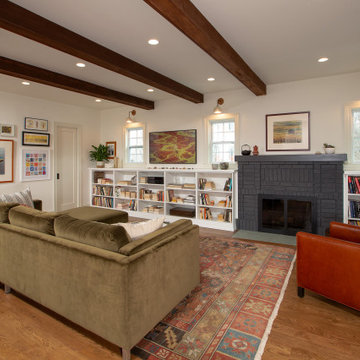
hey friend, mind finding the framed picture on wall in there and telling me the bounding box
[0,139,14,183]
[149,129,197,164]
[24,117,48,131]
[22,131,50,146]
[0,124,15,137]
[21,148,50,181]
[106,141,116,159]
[266,111,310,151]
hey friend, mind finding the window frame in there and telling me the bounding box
[206,113,239,164]
[345,102,360,164]
[124,122,145,166]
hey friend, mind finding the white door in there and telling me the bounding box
[55,125,79,211]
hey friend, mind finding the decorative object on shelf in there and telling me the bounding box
[323,143,335,154]
[89,144,109,168]
[21,148,50,181]
[22,131,50,146]
[149,129,197,164]
[253,145,259,155]
[266,111,310,151]
[220,162,229,170]
[241,144,251,156]
[105,141,116,159]
[0,139,14,183]
[126,110,136,124]
[24,117,48,131]
[0,124,15,137]
[213,98,224,114]
[212,163,219,170]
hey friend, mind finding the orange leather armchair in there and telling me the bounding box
[297,221,360,311]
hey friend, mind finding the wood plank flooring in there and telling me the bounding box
[0,227,359,359]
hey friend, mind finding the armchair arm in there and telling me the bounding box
[296,231,360,310]
[329,221,360,244]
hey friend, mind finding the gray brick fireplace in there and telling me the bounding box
[235,154,347,235]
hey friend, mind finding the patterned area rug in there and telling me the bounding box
[133,237,296,360]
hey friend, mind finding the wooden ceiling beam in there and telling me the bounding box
[144,0,266,96]
[0,56,155,110]
[0,0,203,104]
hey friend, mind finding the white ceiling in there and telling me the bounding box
[1,0,360,110]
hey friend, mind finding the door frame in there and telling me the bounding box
[54,122,82,211]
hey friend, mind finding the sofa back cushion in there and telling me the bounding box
[119,219,193,256]
[9,205,59,235]
[0,202,19,223]
[54,215,130,252]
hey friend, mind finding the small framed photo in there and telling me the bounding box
[106,141,116,159]
[266,111,310,151]
[22,131,50,147]
[0,139,14,183]
[0,124,15,137]
[21,148,50,181]
[24,117,48,132]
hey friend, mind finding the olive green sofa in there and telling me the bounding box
[0,204,200,358]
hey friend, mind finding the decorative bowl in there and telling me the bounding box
[219,162,229,170]
[324,147,335,154]
[212,163,219,170]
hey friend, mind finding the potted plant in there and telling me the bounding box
[89,144,109,168]
[323,143,335,154]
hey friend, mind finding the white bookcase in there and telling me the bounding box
[89,168,237,231]
[343,171,360,225]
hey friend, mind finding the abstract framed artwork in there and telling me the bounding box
[21,148,50,181]
[266,111,310,151]
[0,124,15,137]
[24,117,48,131]
[22,131,50,146]
[149,129,197,164]
[106,141,116,159]
[0,139,14,183]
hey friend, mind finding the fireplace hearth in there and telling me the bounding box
[235,154,347,235]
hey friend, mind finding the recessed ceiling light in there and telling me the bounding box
[318,57,329,63]
[21,81,30,86]
[148,39,159,45]
[147,88,154,92]
[95,99,102,102]
[207,77,215,82]
[76,62,86,68]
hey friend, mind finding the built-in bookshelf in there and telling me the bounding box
[89,168,237,230]
[344,171,360,225]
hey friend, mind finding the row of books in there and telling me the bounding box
[349,220,360,226]
[93,185,113,196]
[92,196,113,208]
[223,178,232,191]
[97,178,113,185]
[348,176,360,194]
[348,200,360,219]
[139,189,164,201]
[142,205,164,214]
[116,200,137,211]
[199,194,232,207]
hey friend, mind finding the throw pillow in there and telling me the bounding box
[0,188,34,208]
[117,216,165,241]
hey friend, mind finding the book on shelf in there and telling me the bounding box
[348,200,360,218]
[92,196,113,208]
[223,178,232,191]
[117,180,132,185]
[97,178,113,185]
[348,176,360,194]
[93,185,113,196]
[183,183,195,189]
[199,207,212,220]
[167,184,183,189]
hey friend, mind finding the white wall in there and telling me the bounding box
[0,91,100,210]
[100,71,360,167]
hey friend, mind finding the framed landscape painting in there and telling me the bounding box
[149,129,197,164]
[0,139,14,183]
[266,111,310,151]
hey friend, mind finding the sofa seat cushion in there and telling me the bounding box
[54,215,130,252]
[9,205,59,235]
[0,202,19,223]
[65,206,128,224]
[119,219,193,256]
[0,187,34,208]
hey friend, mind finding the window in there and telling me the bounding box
[210,118,235,163]
[126,127,144,163]
[352,108,360,162]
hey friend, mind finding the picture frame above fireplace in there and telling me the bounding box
[266,111,310,151]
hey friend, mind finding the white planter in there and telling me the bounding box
[324,147,335,154]
[96,161,105,168]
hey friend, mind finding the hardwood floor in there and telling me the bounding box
[1,227,359,359]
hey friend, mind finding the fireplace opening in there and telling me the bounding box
[259,195,316,235]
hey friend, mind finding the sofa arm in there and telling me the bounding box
[329,221,360,244]
[33,199,42,211]
[296,231,360,310]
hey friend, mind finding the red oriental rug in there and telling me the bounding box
[133,237,296,360]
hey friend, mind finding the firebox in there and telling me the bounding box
[258,195,316,235]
